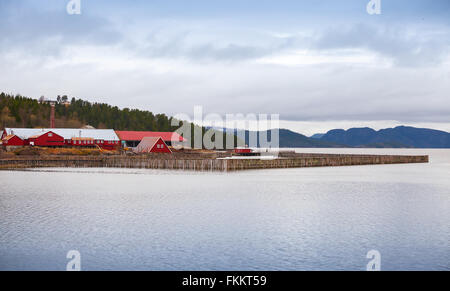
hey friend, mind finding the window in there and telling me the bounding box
[48,133,53,137]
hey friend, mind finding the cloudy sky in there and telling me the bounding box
[1,0,449,135]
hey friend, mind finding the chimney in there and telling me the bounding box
[50,102,55,128]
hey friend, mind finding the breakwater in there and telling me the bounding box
[0,154,429,172]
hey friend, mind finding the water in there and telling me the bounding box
[0,149,449,271]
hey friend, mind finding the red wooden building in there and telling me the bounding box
[66,138,119,150]
[134,137,172,154]
[28,131,65,147]
[2,135,25,146]
[2,128,121,150]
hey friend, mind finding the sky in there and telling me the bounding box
[0,0,449,135]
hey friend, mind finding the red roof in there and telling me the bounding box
[115,131,186,142]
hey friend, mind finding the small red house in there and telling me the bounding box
[134,137,172,154]
[234,148,253,154]
[28,131,65,147]
[2,135,25,146]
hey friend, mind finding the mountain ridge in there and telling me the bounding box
[319,126,450,148]
[216,126,450,148]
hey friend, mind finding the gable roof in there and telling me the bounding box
[28,131,64,139]
[3,134,23,141]
[134,136,172,153]
[115,131,185,142]
[4,128,119,141]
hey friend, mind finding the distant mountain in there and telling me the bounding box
[320,126,450,148]
[224,126,450,148]
[310,133,325,139]
[233,129,343,148]
[278,129,343,148]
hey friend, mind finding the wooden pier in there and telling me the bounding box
[0,154,429,172]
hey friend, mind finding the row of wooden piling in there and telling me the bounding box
[0,154,429,172]
[226,155,429,171]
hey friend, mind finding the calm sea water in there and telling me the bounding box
[0,149,449,271]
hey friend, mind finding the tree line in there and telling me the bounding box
[0,92,238,148]
[0,92,176,131]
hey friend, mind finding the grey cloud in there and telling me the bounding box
[0,3,122,56]
[1,2,449,125]
[1,49,449,125]
[2,2,448,68]
[312,24,450,66]
[186,43,271,61]
[137,30,294,62]
[133,23,450,66]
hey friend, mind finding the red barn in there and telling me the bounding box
[134,137,172,154]
[2,135,25,146]
[28,131,65,147]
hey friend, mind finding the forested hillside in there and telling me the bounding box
[0,93,174,131]
[0,92,237,148]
